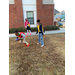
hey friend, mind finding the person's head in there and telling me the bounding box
[25,18,28,21]
[15,31,18,36]
[37,19,40,24]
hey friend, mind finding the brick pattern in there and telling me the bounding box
[9,0,54,29]
[37,0,54,27]
[9,0,24,29]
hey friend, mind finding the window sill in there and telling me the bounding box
[43,3,54,5]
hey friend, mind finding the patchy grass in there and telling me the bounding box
[9,33,65,75]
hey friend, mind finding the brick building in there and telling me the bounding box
[9,0,54,29]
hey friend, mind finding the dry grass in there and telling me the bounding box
[9,33,65,75]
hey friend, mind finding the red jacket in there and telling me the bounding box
[18,32,25,38]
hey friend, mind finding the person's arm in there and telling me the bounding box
[40,25,44,35]
[36,28,38,34]
[21,34,24,39]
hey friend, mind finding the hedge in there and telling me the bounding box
[9,28,18,33]
[9,25,59,33]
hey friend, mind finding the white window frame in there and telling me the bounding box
[43,0,54,4]
[9,0,14,4]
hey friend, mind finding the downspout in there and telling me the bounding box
[53,0,54,26]
[36,0,37,27]
[22,0,24,27]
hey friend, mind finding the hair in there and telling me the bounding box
[37,19,40,22]
[15,31,18,33]
[25,18,28,21]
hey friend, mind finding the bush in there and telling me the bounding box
[9,28,17,33]
[9,26,59,33]
[52,26,59,30]
[31,27,37,32]
[17,27,26,32]
[44,25,53,30]
[44,25,59,31]
[9,29,10,33]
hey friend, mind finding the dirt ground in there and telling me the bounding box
[9,33,65,75]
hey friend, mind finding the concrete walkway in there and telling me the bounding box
[9,28,65,38]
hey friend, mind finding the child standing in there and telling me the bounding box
[25,18,32,35]
[15,31,30,47]
[36,19,44,47]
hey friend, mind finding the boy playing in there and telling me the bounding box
[15,31,30,47]
[36,19,44,47]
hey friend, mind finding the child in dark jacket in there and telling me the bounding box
[36,19,44,47]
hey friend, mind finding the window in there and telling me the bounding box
[27,11,34,24]
[43,0,53,4]
[9,0,14,4]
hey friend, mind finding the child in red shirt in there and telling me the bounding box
[15,31,30,47]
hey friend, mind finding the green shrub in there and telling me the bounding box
[9,28,17,33]
[9,29,10,33]
[31,27,37,32]
[17,27,26,32]
[49,26,53,30]
[44,25,52,30]
[52,26,59,30]
[9,26,59,33]
[44,25,59,31]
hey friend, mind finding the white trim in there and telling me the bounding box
[24,10,36,12]
[43,0,54,4]
[9,0,14,4]
[22,0,36,4]
[43,3,54,5]
[31,25,37,28]
[53,4,54,26]
[36,0,37,25]
[22,0,37,27]
[22,0,25,27]
[23,4,36,6]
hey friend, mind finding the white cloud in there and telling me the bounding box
[54,0,65,12]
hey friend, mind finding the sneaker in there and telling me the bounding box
[27,43,30,47]
[41,45,44,47]
[24,44,26,46]
[30,33,32,35]
[27,33,29,35]
[25,35,28,37]
[37,42,40,44]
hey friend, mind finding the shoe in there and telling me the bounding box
[37,42,40,44]
[30,33,32,35]
[26,35,28,37]
[24,44,26,46]
[27,43,30,47]
[27,33,29,35]
[41,45,44,47]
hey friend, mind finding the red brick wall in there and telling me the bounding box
[37,0,54,27]
[9,0,24,29]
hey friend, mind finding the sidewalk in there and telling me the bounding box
[9,28,65,38]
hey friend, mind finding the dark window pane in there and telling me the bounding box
[27,11,34,24]
[28,18,34,24]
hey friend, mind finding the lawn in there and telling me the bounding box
[9,33,65,75]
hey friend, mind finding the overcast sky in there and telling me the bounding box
[54,0,65,12]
